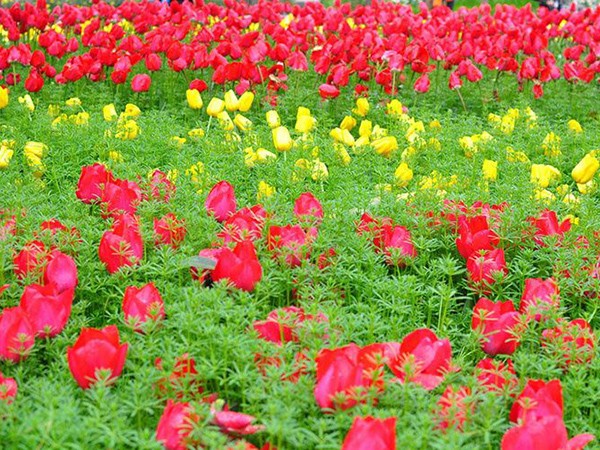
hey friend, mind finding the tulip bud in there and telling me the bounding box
[295,115,316,133]
[571,152,599,184]
[372,136,398,157]
[482,159,498,181]
[256,148,276,162]
[217,111,234,131]
[359,120,372,138]
[103,104,118,122]
[395,162,413,187]
[123,103,141,119]
[224,90,239,112]
[340,116,357,131]
[206,97,225,117]
[568,119,583,133]
[272,126,292,152]
[352,97,370,117]
[266,110,281,128]
[186,89,203,110]
[330,127,344,142]
[311,159,328,181]
[0,86,8,109]
[531,164,561,188]
[233,114,252,131]
[237,91,254,112]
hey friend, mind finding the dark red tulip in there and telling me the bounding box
[67,325,128,389]
[341,416,396,450]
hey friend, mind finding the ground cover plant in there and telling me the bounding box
[1,0,600,448]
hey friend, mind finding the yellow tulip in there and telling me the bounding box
[266,110,281,128]
[563,193,579,205]
[371,125,387,139]
[238,91,254,112]
[123,103,141,118]
[186,89,203,110]
[530,164,561,188]
[244,148,258,168]
[330,127,344,142]
[359,120,372,138]
[352,97,369,116]
[115,120,140,140]
[372,136,398,157]
[334,143,351,166]
[18,94,35,112]
[577,180,596,194]
[482,159,498,181]
[340,116,357,131]
[506,146,530,163]
[355,136,370,148]
[542,132,561,157]
[488,113,501,124]
[533,188,556,204]
[0,145,14,169]
[272,126,292,152]
[224,90,239,112]
[341,129,355,147]
[386,99,404,117]
[257,180,276,200]
[65,97,81,107]
[71,112,89,125]
[394,162,413,187]
[571,152,599,184]
[233,114,252,131]
[295,115,316,133]
[206,98,225,117]
[256,148,277,162]
[568,119,583,133]
[0,86,8,109]
[217,111,234,131]
[311,159,329,181]
[103,104,118,122]
[24,141,47,160]
[429,119,442,130]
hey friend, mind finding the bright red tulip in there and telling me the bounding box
[76,163,114,204]
[156,400,197,450]
[341,416,397,450]
[267,224,316,267]
[24,69,44,92]
[472,298,522,356]
[67,325,128,389]
[520,278,559,321]
[435,385,472,431]
[528,210,571,246]
[205,181,237,222]
[414,73,430,93]
[218,205,267,244]
[153,213,187,249]
[475,358,517,394]
[373,224,417,266]
[122,282,165,332]
[100,179,143,218]
[43,251,78,294]
[212,410,264,436]
[0,306,35,362]
[509,379,563,424]
[145,53,162,71]
[20,283,74,338]
[541,318,595,367]
[148,169,176,202]
[253,306,327,345]
[502,415,594,450]
[212,240,262,292]
[318,83,340,99]
[466,248,508,288]
[455,215,500,260]
[13,240,48,280]
[387,328,453,390]
[0,371,17,404]
[131,73,151,92]
[293,192,324,225]
[98,214,144,274]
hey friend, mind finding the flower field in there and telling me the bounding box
[1,0,600,448]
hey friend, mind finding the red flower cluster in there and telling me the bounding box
[357,213,417,266]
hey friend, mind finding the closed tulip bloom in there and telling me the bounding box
[153,213,187,249]
[567,119,583,133]
[340,116,357,131]
[20,283,74,338]
[467,248,508,288]
[509,379,563,424]
[482,159,498,181]
[123,103,141,119]
[0,372,17,404]
[233,114,252,131]
[156,400,197,450]
[502,415,594,450]
[0,306,35,362]
[318,83,340,99]
[205,181,237,222]
[394,162,413,187]
[572,152,599,184]
[103,104,118,122]
[272,126,293,152]
[542,318,595,367]
[122,283,165,332]
[295,114,316,133]
[185,89,203,110]
[0,144,14,169]
[294,192,324,225]
[520,278,559,320]
[76,163,113,204]
[212,240,263,292]
[67,325,128,389]
[206,97,225,117]
[353,97,370,116]
[224,90,239,111]
[475,358,518,394]
[359,120,372,138]
[266,110,281,128]
[131,74,151,92]
[0,86,8,109]
[216,111,234,131]
[472,298,521,356]
[372,136,398,157]
[98,214,144,274]
[342,416,396,450]
[237,91,254,112]
[455,215,500,260]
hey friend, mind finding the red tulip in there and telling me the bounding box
[318,83,340,99]
[156,400,197,450]
[148,169,176,202]
[0,371,17,404]
[520,278,559,321]
[527,210,571,246]
[414,73,430,93]
[189,79,208,92]
[293,192,324,225]
[314,343,386,411]
[24,69,44,92]
[466,248,508,288]
[20,283,74,338]
[43,251,78,294]
[509,379,563,424]
[267,224,316,267]
[13,240,49,280]
[76,163,114,204]
[387,328,453,390]
[100,179,143,218]
[472,298,522,356]
[212,410,264,436]
[67,325,128,389]
[455,215,500,260]
[212,240,262,292]
[122,282,165,332]
[98,214,144,274]
[475,358,517,394]
[131,73,151,92]
[541,318,595,367]
[218,205,267,243]
[0,214,17,241]
[253,306,327,345]
[145,53,162,71]
[502,415,594,450]
[153,213,187,249]
[373,224,417,266]
[0,306,35,362]
[435,385,472,431]
[341,416,396,450]
[205,181,237,222]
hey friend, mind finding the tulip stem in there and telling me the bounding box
[456,88,467,112]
